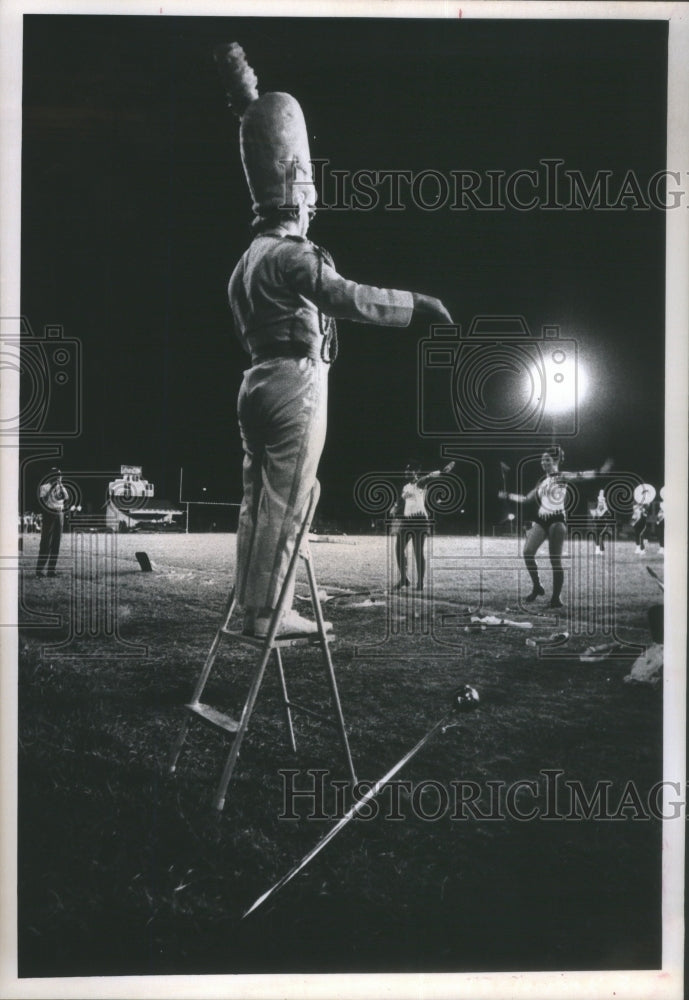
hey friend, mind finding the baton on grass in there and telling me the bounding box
[243,685,480,919]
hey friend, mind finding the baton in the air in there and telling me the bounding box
[500,461,510,494]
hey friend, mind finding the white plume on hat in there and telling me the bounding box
[214,42,316,214]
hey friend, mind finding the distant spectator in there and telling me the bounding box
[35,468,68,578]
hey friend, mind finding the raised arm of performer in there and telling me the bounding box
[558,457,614,481]
[498,486,539,504]
[498,457,613,502]
[416,461,455,488]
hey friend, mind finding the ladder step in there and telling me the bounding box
[220,627,328,648]
[186,702,240,733]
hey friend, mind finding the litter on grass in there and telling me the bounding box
[525,632,569,647]
[624,643,663,685]
[579,642,626,663]
[471,615,533,629]
[295,590,334,603]
[295,588,381,609]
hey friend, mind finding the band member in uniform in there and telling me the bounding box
[216,44,452,637]
[656,488,665,554]
[391,460,455,591]
[499,446,612,609]
[35,467,68,578]
[631,497,650,554]
[591,488,614,554]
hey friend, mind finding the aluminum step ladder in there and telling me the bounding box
[169,482,357,811]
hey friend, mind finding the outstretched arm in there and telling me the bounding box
[498,486,538,504]
[281,244,453,327]
[417,461,456,487]
[411,293,453,324]
[560,458,614,482]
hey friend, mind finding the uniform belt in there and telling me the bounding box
[251,342,321,364]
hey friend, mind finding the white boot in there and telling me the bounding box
[255,608,333,638]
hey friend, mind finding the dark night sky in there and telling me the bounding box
[20,15,668,520]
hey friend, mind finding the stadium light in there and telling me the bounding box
[541,356,588,416]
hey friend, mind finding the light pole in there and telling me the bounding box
[179,467,190,534]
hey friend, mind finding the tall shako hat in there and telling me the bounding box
[214,43,317,215]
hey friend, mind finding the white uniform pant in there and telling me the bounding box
[235,356,328,613]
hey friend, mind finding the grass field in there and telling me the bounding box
[16,531,665,977]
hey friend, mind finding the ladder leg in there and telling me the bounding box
[191,588,238,706]
[303,547,358,786]
[168,717,191,774]
[169,588,237,774]
[212,492,317,810]
[274,647,297,752]
[213,640,274,811]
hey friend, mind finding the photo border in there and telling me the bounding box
[1,2,686,998]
